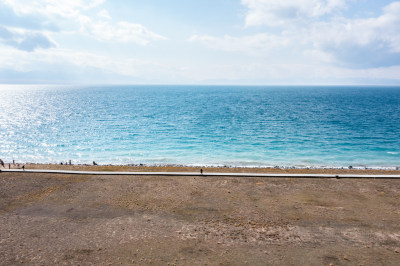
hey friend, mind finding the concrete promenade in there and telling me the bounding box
[2,168,400,179]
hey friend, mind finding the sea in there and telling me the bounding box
[1,85,399,169]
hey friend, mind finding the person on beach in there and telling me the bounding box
[200,169,203,175]
[22,165,25,171]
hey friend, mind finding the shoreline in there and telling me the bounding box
[3,162,400,175]
[3,159,400,171]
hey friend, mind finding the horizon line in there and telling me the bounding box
[1,83,400,87]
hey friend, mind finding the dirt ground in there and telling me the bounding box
[1,166,400,265]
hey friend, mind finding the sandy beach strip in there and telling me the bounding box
[4,162,400,175]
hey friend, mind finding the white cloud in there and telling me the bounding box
[85,20,167,45]
[1,0,167,46]
[0,26,56,52]
[97,9,111,20]
[1,0,400,84]
[2,0,105,18]
[308,2,400,67]
[242,0,346,27]
[189,33,291,54]
[191,1,400,68]
[311,2,400,52]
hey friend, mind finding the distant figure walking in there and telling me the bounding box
[200,169,203,175]
[22,165,25,171]
[0,159,4,168]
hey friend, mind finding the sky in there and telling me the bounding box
[1,0,400,85]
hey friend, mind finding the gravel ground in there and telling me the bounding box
[1,168,400,265]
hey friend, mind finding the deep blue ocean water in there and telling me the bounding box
[1,85,399,168]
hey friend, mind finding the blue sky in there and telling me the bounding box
[1,0,400,84]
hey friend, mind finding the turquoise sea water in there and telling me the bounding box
[1,85,399,168]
